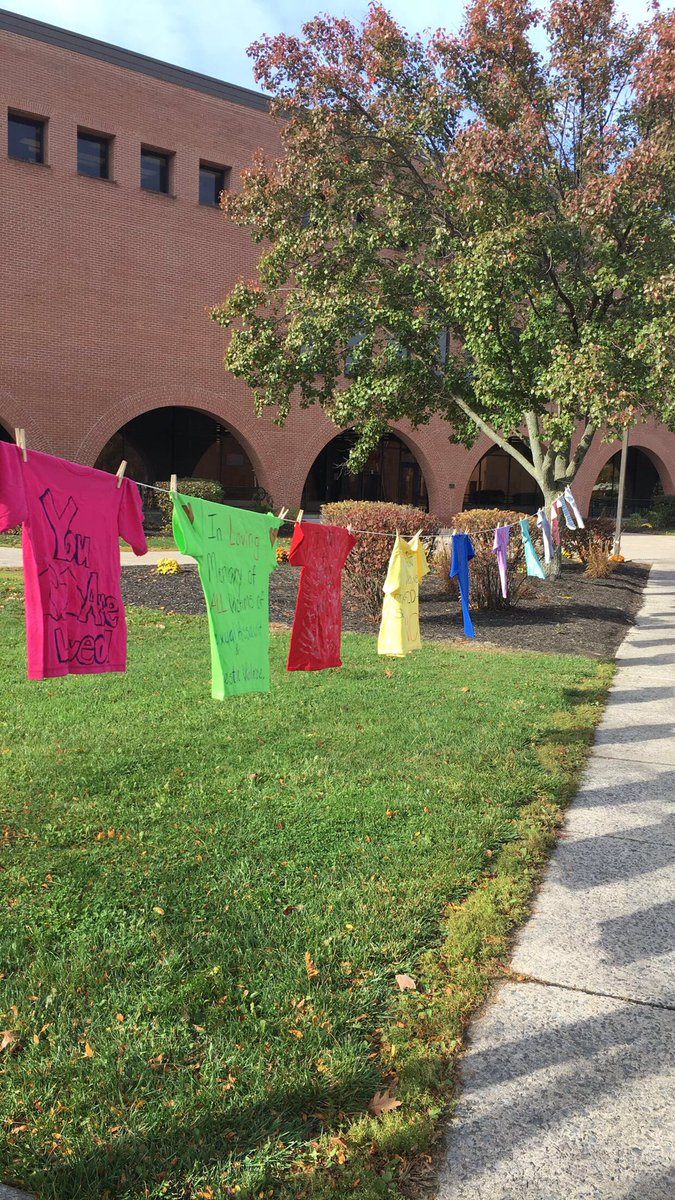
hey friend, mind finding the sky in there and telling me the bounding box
[6,0,663,92]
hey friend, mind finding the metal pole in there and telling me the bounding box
[613,427,629,557]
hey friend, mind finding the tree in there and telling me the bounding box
[210,0,675,538]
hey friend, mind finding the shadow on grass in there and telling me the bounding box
[24,1078,369,1198]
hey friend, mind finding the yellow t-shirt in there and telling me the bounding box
[377,533,429,656]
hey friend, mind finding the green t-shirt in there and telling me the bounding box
[171,493,282,700]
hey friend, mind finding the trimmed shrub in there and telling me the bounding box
[433,508,537,610]
[648,494,675,529]
[154,478,225,533]
[322,501,440,617]
[563,518,614,563]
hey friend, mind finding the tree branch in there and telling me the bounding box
[545,254,580,337]
[452,394,541,484]
[565,423,597,480]
[525,410,545,479]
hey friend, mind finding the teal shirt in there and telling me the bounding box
[172,493,281,699]
[519,518,546,580]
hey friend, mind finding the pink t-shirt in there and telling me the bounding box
[0,443,147,679]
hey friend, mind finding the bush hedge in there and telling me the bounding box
[154,479,225,533]
[647,494,675,529]
[563,517,614,563]
[321,501,440,616]
[434,508,537,610]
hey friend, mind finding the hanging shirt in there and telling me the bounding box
[519,518,546,579]
[558,495,576,530]
[450,532,476,638]
[536,508,554,563]
[564,486,585,529]
[287,521,357,671]
[492,526,510,600]
[171,492,281,699]
[378,532,429,656]
[550,502,561,547]
[0,442,147,679]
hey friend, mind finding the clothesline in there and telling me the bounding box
[1,436,581,698]
[132,478,559,542]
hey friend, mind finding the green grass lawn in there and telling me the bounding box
[0,570,611,1200]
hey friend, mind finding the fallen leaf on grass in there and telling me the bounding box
[1,1030,17,1052]
[153,906,165,916]
[368,1089,402,1118]
[289,1028,304,1039]
[304,951,319,979]
[395,973,417,992]
[383,669,394,678]
[83,1042,94,1058]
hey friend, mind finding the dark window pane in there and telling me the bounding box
[78,132,109,179]
[199,164,225,206]
[141,149,170,193]
[8,114,44,163]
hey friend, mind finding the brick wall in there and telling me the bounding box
[2,19,674,523]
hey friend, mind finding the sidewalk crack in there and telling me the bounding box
[509,973,675,1012]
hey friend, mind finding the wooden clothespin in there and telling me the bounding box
[115,460,128,489]
[170,474,178,493]
[296,508,304,524]
[277,507,289,521]
[14,428,27,462]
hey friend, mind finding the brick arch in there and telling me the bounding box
[294,419,439,510]
[74,388,270,491]
[573,425,675,515]
[451,432,509,509]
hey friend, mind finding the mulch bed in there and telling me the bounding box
[120,561,650,660]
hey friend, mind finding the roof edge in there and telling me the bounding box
[0,8,270,112]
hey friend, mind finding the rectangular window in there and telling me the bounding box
[77,130,111,179]
[8,112,45,163]
[141,147,171,194]
[199,162,228,207]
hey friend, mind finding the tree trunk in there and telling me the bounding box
[542,489,563,580]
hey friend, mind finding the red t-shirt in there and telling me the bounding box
[287,522,357,672]
[0,443,147,679]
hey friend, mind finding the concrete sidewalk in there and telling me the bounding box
[0,547,196,567]
[438,564,675,1199]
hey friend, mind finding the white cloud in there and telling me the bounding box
[8,0,672,91]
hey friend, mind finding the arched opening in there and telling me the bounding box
[464,439,542,512]
[591,447,663,517]
[302,430,429,513]
[94,407,258,502]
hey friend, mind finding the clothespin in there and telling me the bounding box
[347,522,353,534]
[14,428,27,462]
[115,460,128,489]
[296,509,304,524]
[277,506,288,521]
[414,527,423,539]
[170,474,178,493]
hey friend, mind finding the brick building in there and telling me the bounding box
[1,8,674,523]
